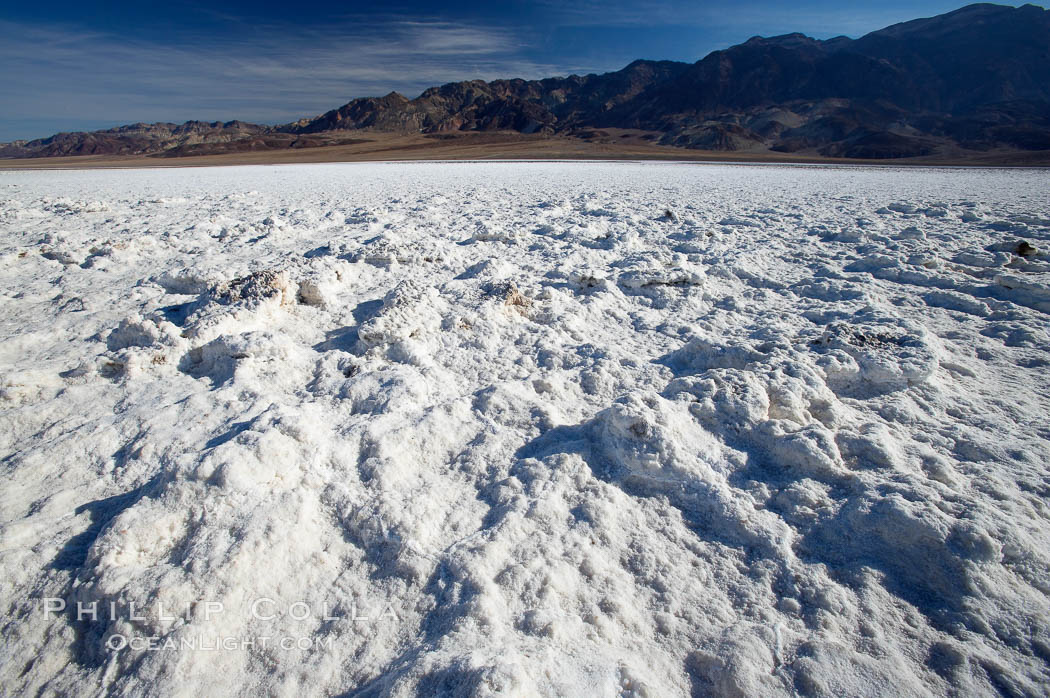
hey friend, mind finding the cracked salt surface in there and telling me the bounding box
[1,162,1049,696]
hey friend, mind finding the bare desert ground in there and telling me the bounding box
[3,131,1048,169]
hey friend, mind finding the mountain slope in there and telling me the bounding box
[285,60,692,136]
[0,121,268,159]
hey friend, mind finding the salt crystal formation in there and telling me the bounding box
[1,162,1049,696]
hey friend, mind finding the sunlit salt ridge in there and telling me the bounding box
[1,162,1049,695]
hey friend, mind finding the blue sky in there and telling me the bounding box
[0,1,1023,141]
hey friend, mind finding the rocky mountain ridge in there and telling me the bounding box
[3,3,1048,160]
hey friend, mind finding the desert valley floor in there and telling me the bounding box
[1,161,1049,696]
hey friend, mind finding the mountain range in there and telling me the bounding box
[3,2,1049,161]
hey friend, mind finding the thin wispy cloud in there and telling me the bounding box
[536,0,990,36]
[0,18,581,140]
